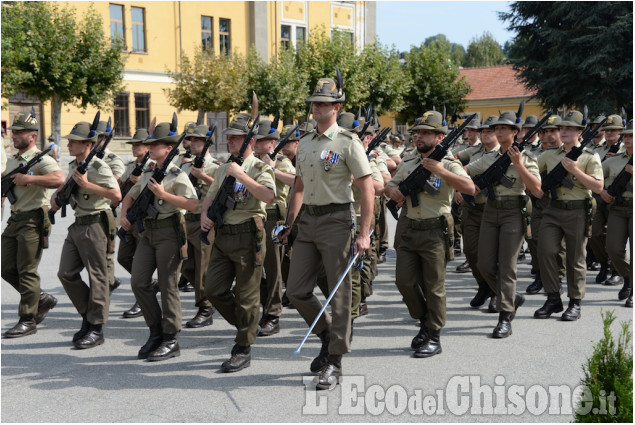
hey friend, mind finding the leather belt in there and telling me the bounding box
[304,203,350,216]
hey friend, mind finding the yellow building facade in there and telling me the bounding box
[2,1,376,154]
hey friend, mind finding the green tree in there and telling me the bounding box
[500,1,633,115]
[165,48,250,116]
[463,31,506,67]
[1,1,126,144]
[399,44,471,125]
[424,34,466,66]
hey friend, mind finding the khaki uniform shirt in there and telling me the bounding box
[173,152,193,168]
[523,139,542,154]
[588,139,606,155]
[121,159,157,183]
[127,163,197,219]
[270,155,295,218]
[466,145,501,204]
[180,155,221,213]
[205,154,275,225]
[368,149,390,175]
[66,157,118,217]
[538,145,603,200]
[457,141,485,164]
[602,152,632,197]
[353,160,383,216]
[467,148,539,197]
[101,148,125,179]
[388,152,468,220]
[451,139,478,155]
[379,142,400,158]
[296,122,371,205]
[5,146,61,212]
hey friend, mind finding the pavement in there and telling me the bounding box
[1,193,632,422]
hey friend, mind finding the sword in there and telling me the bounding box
[294,229,374,355]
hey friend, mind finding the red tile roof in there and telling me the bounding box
[460,65,537,100]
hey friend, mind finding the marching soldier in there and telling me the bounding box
[117,128,157,319]
[179,124,221,329]
[120,122,198,361]
[534,111,604,321]
[452,112,481,156]
[254,119,296,336]
[520,115,542,154]
[465,111,541,338]
[201,112,276,373]
[385,110,475,354]
[590,114,625,286]
[280,75,374,389]
[2,111,64,338]
[600,120,632,307]
[456,115,499,311]
[52,121,121,348]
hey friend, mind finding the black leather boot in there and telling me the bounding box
[618,277,632,301]
[526,272,543,294]
[456,260,471,273]
[604,271,624,286]
[221,344,251,373]
[74,323,104,349]
[109,277,121,294]
[534,293,563,319]
[487,295,499,313]
[185,306,214,328]
[35,292,58,324]
[470,281,492,307]
[122,302,143,318]
[138,324,163,359]
[410,320,428,350]
[561,299,581,321]
[414,329,441,358]
[595,261,609,283]
[72,315,90,343]
[626,293,633,308]
[147,333,180,361]
[4,316,37,338]
[310,330,330,373]
[258,315,280,336]
[492,312,513,338]
[315,354,342,390]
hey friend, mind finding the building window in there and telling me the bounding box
[134,93,151,131]
[219,18,231,56]
[201,16,213,52]
[131,6,146,52]
[296,26,306,47]
[281,25,291,50]
[109,4,125,47]
[114,92,130,137]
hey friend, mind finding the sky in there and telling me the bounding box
[375,0,516,51]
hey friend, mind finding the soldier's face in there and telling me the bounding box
[559,127,582,144]
[131,142,148,158]
[188,137,207,155]
[11,129,37,150]
[541,128,561,147]
[227,135,252,155]
[254,139,275,156]
[480,128,497,146]
[312,102,340,123]
[281,140,298,157]
[623,134,632,153]
[463,128,479,144]
[148,142,173,161]
[493,125,518,143]
[604,129,621,143]
[591,124,604,140]
[412,130,441,153]
[67,139,91,157]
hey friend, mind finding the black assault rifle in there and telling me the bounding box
[268,124,299,160]
[116,134,185,242]
[606,157,633,205]
[120,152,151,199]
[2,147,53,204]
[95,117,113,159]
[603,135,624,161]
[201,114,260,245]
[189,125,216,189]
[386,113,477,220]
[461,111,554,206]
[541,115,609,200]
[366,127,392,156]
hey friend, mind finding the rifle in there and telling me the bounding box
[116,133,185,242]
[356,105,373,138]
[541,115,609,199]
[399,136,414,159]
[603,135,624,161]
[366,127,392,156]
[1,147,53,204]
[189,125,216,189]
[95,117,113,159]
[201,114,260,245]
[120,152,151,199]
[463,111,554,202]
[267,124,299,160]
[606,157,633,205]
[386,113,477,220]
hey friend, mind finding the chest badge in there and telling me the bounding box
[320,150,340,172]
